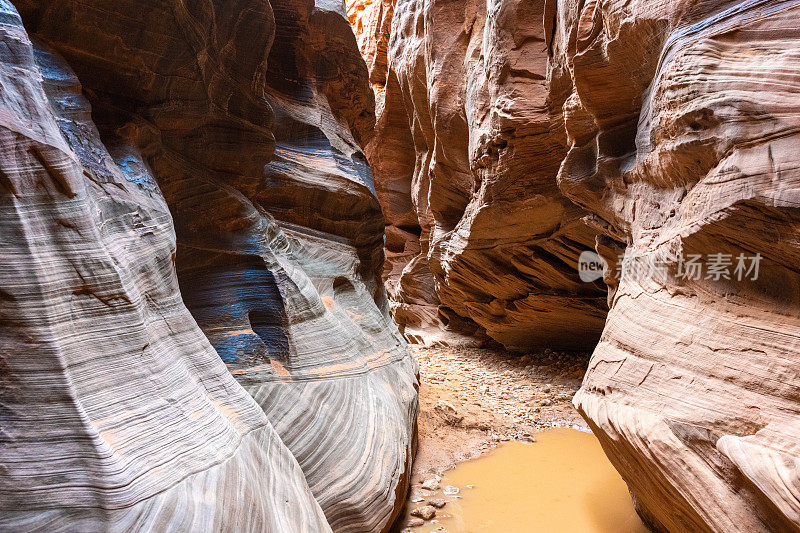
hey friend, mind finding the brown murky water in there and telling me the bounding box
[416,428,649,532]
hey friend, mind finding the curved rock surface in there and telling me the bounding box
[0,3,329,530]
[349,0,608,350]
[3,0,417,531]
[549,0,800,530]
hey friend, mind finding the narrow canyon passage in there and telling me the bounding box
[391,345,647,532]
[3,0,800,531]
[346,0,800,531]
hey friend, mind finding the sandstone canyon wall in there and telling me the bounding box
[348,0,800,530]
[349,0,608,350]
[549,0,800,530]
[0,3,330,530]
[1,1,417,531]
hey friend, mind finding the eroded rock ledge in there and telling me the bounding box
[348,0,608,351]
[1,1,417,531]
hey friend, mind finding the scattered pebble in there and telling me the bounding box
[428,498,447,508]
[436,400,457,413]
[410,505,437,521]
[434,400,464,426]
[407,517,425,527]
[443,485,460,496]
[415,488,433,498]
[421,477,440,491]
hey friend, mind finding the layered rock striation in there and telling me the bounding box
[349,0,608,350]
[0,3,329,530]
[549,0,800,530]
[2,0,417,531]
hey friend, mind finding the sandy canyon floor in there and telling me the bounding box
[394,345,592,530]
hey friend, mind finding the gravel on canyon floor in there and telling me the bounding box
[394,345,591,531]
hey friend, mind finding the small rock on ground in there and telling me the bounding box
[421,478,440,491]
[410,505,437,520]
[428,498,447,508]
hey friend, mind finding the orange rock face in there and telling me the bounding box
[349,0,608,350]
[549,0,800,530]
[347,0,395,85]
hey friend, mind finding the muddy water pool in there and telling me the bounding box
[413,428,649,532]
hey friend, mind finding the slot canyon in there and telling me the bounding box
[1,0,799,532]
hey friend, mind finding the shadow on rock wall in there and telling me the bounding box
[1,0,418,531]
[349,0,608,351]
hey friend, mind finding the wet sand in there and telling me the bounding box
[406,345,589,482]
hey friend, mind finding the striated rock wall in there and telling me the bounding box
[3,0,417,531]
[0,3,329,530]
[349,0,608,350]
[549,0,800,530]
